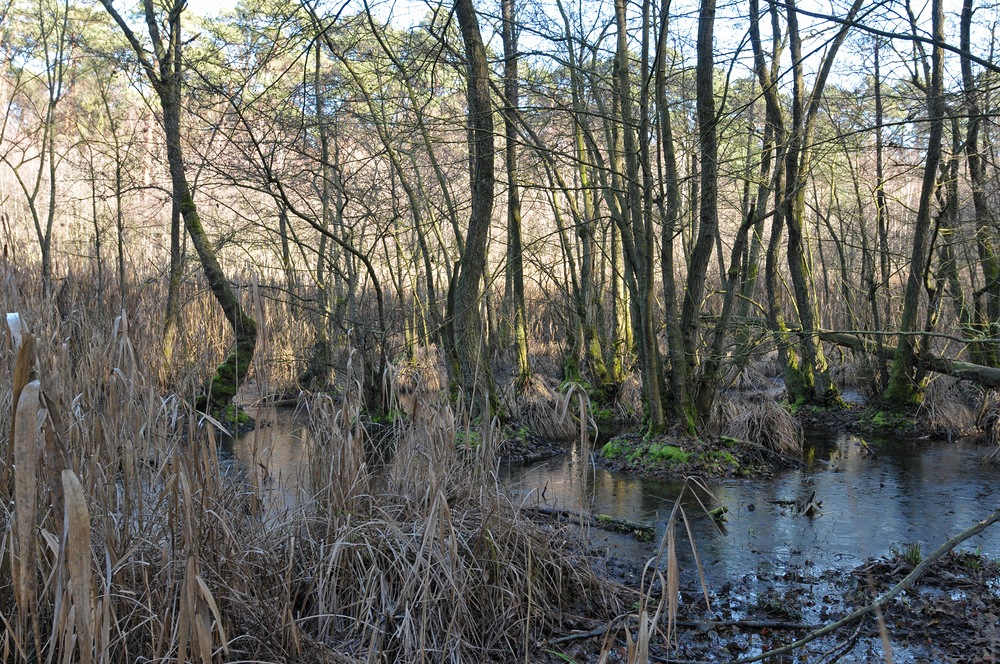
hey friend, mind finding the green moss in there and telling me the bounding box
[600,437,630,458]
[594,514,656,541]
[455,429,482,449]
[214,403,254,432]
[647,444,689,465]
[693,449,741,475]
[591,407,615,425]
[370,408,404,425]
[864,409,914,430]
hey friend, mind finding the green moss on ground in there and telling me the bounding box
[599,435,761,478]
[860,407,915,433]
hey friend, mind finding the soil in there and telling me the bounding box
[535,548,1000,663]
[850,550,1000,662]
[499,424,568,463]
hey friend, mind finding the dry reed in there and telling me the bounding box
[917,377,980,436]
[717,394,803,456]
[0,264,622,663]
[502,377,580,442]
[980,396,1000,463]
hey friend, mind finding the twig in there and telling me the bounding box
[553,509,1000,662]
[726,507,1000,663]
[814,619,867,664]
[547,626,609,645]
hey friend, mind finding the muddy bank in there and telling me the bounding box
[539,547,1000,662]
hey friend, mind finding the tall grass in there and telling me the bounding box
[0,265,621,663]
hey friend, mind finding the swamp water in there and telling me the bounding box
[506,430,1000,584]
[224,412,1000,583]
[222,411,1000,660]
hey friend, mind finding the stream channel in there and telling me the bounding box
[223,410,1000,659]
[505,429,1000,585]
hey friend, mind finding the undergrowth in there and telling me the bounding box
[0,266,622,663]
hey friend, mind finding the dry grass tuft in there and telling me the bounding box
[502,377,579,442]
[980,397,1000,463]
[917,378,980,436]
[716,394,803,456]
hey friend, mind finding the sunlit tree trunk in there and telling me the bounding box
[100,0,257,412]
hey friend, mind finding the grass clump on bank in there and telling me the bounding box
[717,395,803,456]
[599,435,755,477]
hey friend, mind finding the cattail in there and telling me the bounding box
[13,379,41,656]
[60,469,95,664]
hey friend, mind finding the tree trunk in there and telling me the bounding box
[163,97,257,411]
[100,0,257,413]
[162,201,182,367]
[960,0,1000,368]
[681,0,718,423]
[885,0,945,409]
[655,0,694,431]
[501,0,531,388]
[453,0,497,418]
[614,0,665,430]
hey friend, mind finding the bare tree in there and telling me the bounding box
[99,0,257,411]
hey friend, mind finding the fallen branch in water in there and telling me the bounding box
[724,507,1000,664]
[523,505,656,541]
[546,616,821,647]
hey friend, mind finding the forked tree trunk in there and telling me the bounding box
[100,0,257,413]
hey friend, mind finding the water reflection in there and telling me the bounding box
[223,413,1000,585]
[220,408,310,514]
[505,432,1000,584]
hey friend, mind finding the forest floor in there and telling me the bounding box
[536,547,1000,663]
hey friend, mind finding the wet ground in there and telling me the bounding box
[222,410,1000,661]
[508,430,1000,661]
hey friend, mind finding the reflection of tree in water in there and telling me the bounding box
[509,432,1000,587]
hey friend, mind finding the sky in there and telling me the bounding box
[186,0,240,16]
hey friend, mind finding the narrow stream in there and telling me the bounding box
[506,430,1000,585]
[224,410,1000,583]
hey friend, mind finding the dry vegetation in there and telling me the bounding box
[0,265,626,663]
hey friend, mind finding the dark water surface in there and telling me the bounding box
[505,430,1000,584]
[225,412,999,660]
[222,408,311,512]
[227,411,1000,583]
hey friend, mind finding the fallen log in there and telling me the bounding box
[819,331,1000,389]
[522,505,656,541]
